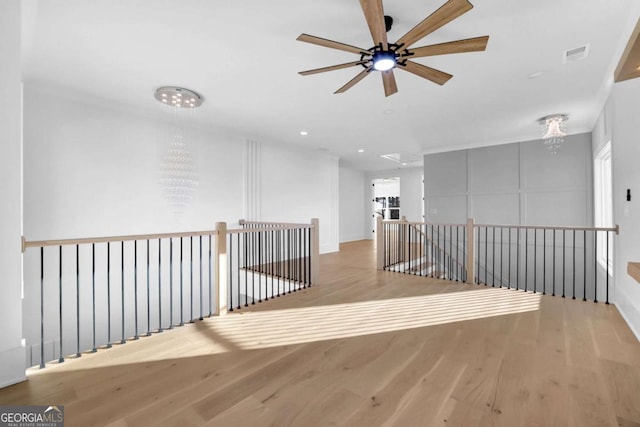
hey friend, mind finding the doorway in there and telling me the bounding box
[371,177,400,238]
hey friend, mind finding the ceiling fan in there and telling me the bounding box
[297,0,489,97]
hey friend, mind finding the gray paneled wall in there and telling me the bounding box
[424,133,593,227]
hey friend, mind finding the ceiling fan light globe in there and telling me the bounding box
[373,58,395,71]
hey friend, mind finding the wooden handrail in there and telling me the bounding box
[22,229,219,252]
[474,224,619,234]
[239,219,312,227]
[383,220,466,227]
[228,224,313,235]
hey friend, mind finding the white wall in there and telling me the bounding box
[423,134,593,226]
[339,166,367,243]
[259,142,339,253]
[24,85,245,239]
[611,78,640,339]
[0,0,26,387]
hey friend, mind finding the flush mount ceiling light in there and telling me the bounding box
[155,86,203,108]
[538,114,569,153]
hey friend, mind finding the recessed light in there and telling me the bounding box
[402,162,408,166]
[528,71,544,79]
[358,149,364,153]
[300,131,309,136]
[384,109,394,115]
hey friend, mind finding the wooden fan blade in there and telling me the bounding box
[297,33,370,55]
[403,35,489,59]
[381,70,398,97]
[335,68,372,94]
[359,0,388,49]
[299,61,367,76]
[396,0,473,50]
[398,61,452,85]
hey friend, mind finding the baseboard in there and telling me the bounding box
[339,234,368,244]
[320,243,339,254]
[0,345,26,389]
[614,287,640,342]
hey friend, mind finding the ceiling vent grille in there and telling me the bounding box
[563,44,590,63]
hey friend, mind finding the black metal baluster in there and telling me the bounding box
[462,225,466,282]
[245,231,249,305]
[228,234,234,312]
[552,229,556,297]
[58,246,64,362]
[134,241,138,340]
[199,235,203,320]
[92,244,97,353]
[146,240,151,336]
[485,227,488,286]
[252,229,256,304]
[170,238,174,328]
[543,228,546,295]
[516,228,520,291]
[107,242,112,347]
[606,230,610,304]
[534,229,537,293]
[158,239,163,331]
[121,241,125,344]
[477,226,480,284]
[76,245,81,357]
[492,227,496,287]
[259,230,263,301]
[190,236,194,322]
[594,231,598,303]
[180,237,184,326]
[290,229,294,293]
[450,225,454,280]
[508,228,511,289]
[562,230,566,298]
[572,230,576,300]
[524,229,528,292]
[500,228,503,288]
[39,248,45,368]
[237,232,241,307]
[208,235,212,317]
[583,230,587,301]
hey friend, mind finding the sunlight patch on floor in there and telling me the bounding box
[206,287,541,349]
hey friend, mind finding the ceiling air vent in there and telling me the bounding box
[563,44,590,63]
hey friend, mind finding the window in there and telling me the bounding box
[594,142,613,272]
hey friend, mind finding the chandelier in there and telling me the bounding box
[155,86,203,213]
[538,114,568,154]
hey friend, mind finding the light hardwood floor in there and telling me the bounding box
[2,240,640,426]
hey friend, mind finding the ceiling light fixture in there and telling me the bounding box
[538,114,568,153]
[155,86,203,108]
[300,131,309,136]
[358,149,364,153]
[372,50,396,71]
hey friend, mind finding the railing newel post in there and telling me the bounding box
[376,216,384,270]
[311,218,320,285]
[215,222,228,316]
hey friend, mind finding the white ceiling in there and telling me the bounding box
[21,0,640,171]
